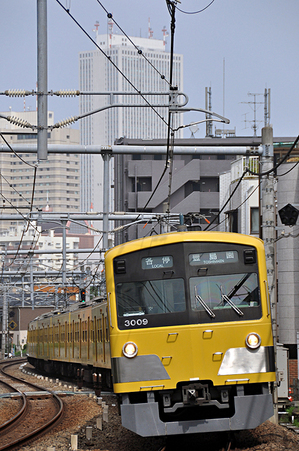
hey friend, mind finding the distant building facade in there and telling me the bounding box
[219,147,299,373]
[0,110,80,234]
[79,28,183,215]
[114,138,234,243]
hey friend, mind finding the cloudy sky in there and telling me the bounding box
[1,0,298,138]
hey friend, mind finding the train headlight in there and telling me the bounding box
[246,333,261,349]
[123,341,138,358]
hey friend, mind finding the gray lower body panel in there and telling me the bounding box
[120,393,274,437]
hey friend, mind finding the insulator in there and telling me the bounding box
[5,90,31,97]
[53,116,78,128]
[53,90,80,97]
[7,116,33,129]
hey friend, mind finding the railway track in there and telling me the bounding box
[0,359,64,450]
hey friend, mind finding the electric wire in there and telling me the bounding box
[55,0,170,129]
[0,133,37,168]
[176,0,215,14]
[204,169,248,230]
[95,0,171,86]
[207,180,260,232]
[276,159,299,177]
[247,134,299,177]
[0,172,33,209]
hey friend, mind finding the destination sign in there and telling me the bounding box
[189,250,238,266]
[142,255,173,270]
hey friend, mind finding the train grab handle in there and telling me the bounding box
[108,292,114,328]
[264,280,271,317]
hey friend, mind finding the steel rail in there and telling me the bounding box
[0,360,64,451]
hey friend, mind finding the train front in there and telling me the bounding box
[105,232,276,437]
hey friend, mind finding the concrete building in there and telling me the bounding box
[277,162,299,364]
[219,156,259,235]
[113,137,235,243]
[219,144,299,381]
[79,27,183,214]
[0,110,80,234]
[0,306,52,358]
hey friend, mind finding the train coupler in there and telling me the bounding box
[182,382,211,405]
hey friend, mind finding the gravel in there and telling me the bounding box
[1,362,299,451]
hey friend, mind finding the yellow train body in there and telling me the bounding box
[28,231,276,437]
[27,301,111,386]
[105,231,276,436]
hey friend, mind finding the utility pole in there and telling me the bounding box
[102,149,112,250]
[1,287,8,358]
[37,0,48,160]
[260,125,278,424]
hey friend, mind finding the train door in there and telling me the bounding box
[65,321,68,359]
[79,318,82,359]
[72,320,75,358]
[87,317,90,361]
[58,322,61,358]
[102,313,106,363]
[46,325,49,358]
[94,315,98,363]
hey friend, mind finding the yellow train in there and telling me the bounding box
[27,299,112,389]
[28,231,276,437]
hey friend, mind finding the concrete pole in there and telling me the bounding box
[30,253,35,310]
[62,220,67,307]
[260,125,278,423]
[37,0,48,160]
[1,288,8,358]
[102,151,111,249]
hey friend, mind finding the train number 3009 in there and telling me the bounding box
[124,318,149,327]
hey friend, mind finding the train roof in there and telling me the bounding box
[28,296,106,322]
[105,231,264,259]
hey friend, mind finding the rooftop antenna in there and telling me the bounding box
[148,17,153,38]
[241,92,263,136]
[205,87,213,137]
[108,16,114,48]
[264,88,271,126]
[162,25,168,50]
[93,21,99,39]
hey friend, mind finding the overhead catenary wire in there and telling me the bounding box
[207,180,260,232]
[55,0,171,130]
[176,0,215,15]
[247,134,299,177]
[95,0,171,86]
[204,169,248,231]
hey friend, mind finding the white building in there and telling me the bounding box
[79,26,183,214]
[219,156,259,235]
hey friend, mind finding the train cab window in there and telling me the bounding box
[189,272,260,316]
[116,278,186,317]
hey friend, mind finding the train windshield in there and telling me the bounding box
[113,241,262,329]
[116,278,186,317]
[190,273,259,318]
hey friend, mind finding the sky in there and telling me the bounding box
[0,0,299,139]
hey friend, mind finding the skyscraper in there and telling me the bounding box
[79,25,183,214]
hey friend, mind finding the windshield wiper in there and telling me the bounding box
[194,287,216,318]
[222,294,244,316]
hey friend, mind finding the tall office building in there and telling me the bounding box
[79,24,183,214]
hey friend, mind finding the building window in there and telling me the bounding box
[131,177,152,192]
[250,207,259,234]
[227,209,238,233]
